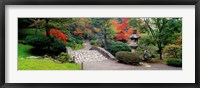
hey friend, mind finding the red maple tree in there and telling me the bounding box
[112,18,135,41]
[45,28,67,43]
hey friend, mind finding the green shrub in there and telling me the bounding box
[163,44,182,58]
[73,44,84,50]
[56,52,72,63]
[75,36,84,40]
[66,42,84,50]
[67,37,76,43]
[19,28,45,39]
[89,36,97,40]
[119,38,127,43]
[25,35,51,48]
[107,41,131,55]
[66,42,75,48]
[90,40,96,45]
[67,37,83,44]
[90,40,102,47]
[136,45,159,61]
[73,36,84,44]
[138,34,156,45]
[166,58,182,67]
[26,35,66,56]
[96,40,102,45]
[51,39,66,55]
[75,39,83,44]
[115,51,141,65]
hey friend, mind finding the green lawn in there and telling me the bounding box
[18,59,81,70]
[18,43,81,70]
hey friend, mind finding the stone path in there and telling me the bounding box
[69,41,181,70]
[70,41,109,63]
[70,50,108,63]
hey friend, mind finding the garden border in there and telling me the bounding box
[0,0,200,88]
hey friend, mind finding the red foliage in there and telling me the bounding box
[46,28,67,43]
[112,18,134,41]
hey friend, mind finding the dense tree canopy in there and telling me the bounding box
[128,18,182,59]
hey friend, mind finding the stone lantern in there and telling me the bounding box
[129,30,141,53]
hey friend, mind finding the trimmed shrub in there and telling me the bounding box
[26,35,66,56]
[163,44,182,58]
[25,35,51,48]
[50,39,66,55]
[166,58,182,67]
[115,51,141,65]
[56,52,72,63]
[107,41,131,55]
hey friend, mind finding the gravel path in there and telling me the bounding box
[70,41,182,70]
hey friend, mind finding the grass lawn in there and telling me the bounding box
[18,43,81,70]
[18,59,81,70]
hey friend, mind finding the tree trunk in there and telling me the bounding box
[159,46,163,60]
[45,19,50,37]
[103,27,109,49]
[159,51,162,60]
[45,19,51,52]
[104,34,108,49]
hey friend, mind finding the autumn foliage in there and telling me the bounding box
[111,18,136,41]
[73,28,83,36]
[46,28,67,43]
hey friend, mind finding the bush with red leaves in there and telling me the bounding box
[46,28,67,43]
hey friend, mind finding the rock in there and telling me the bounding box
[66,47,73,54]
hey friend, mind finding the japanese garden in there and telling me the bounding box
[18,18,182,70]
